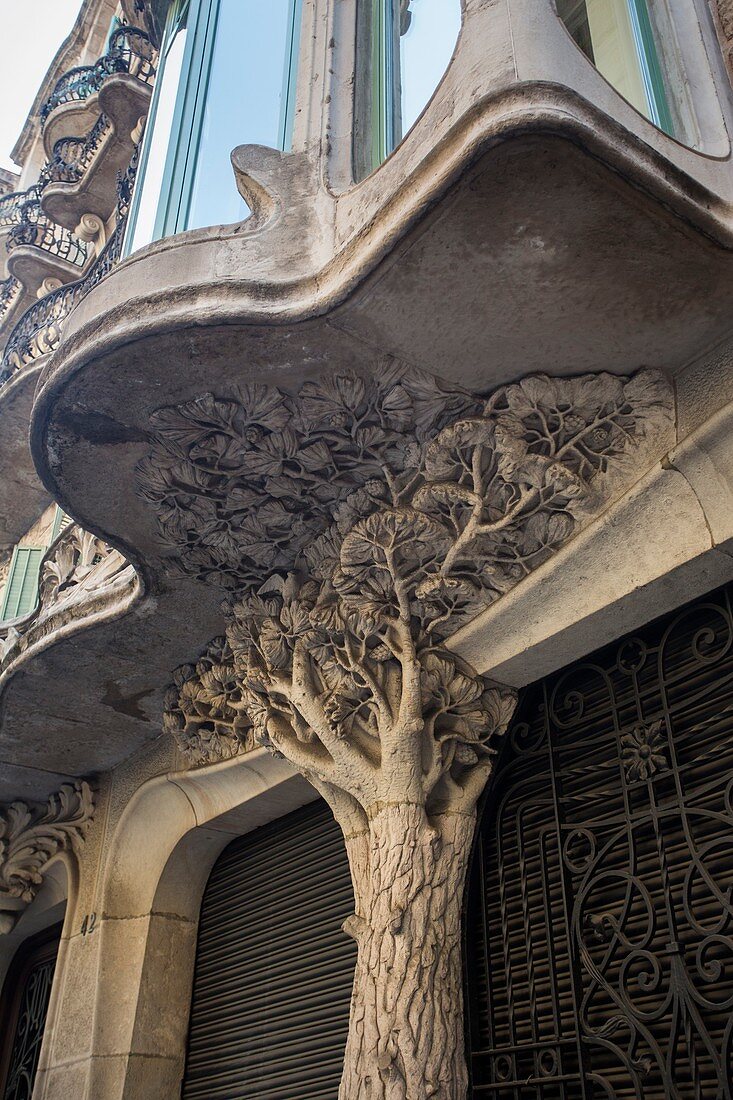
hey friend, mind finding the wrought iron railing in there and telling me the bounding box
[40,114,113,188]
[6,187,89,269]
[0,191,26,230]
[0,276,22,323]
[40,26,157,125]
[0,154,136,383]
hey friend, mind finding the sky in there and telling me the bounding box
[0,0,80,173]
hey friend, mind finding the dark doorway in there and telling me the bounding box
[182,800,356,1099]
[0,923,62,1100]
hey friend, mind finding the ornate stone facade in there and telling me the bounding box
[1,0,731,1096]
[0,524,134,672]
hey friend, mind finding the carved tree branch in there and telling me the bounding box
[149,364,674,1097]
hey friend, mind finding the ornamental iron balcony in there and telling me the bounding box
[0,153,136,383]
[0,277,22,324]
[40,27,157,127]
[6,187,89,269]
[40,114,114,189]
[0,192,26,232]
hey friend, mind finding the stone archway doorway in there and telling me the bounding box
[466,582,733,1098]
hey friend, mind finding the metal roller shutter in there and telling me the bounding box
[182,800,356,1100]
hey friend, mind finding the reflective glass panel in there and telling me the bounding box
[355,0,461,180]
[186,0,300,231]
[399,0,462,137]
[126,2,188,254]
[126,0,301,252]
[557,0,683,139]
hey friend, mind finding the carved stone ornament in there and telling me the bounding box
[0,781,94,934]
[0,524,134,672]
[163,636,255,766]
[141,364,673,1097]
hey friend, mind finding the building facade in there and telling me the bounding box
[0,0,732,1096]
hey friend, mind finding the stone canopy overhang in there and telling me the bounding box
[7,39,733,797]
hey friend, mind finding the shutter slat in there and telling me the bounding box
[1,547,44,621]
[182,801,356,1100]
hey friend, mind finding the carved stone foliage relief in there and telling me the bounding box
[0,781,94,934]
[145,365,673,767]
[149,365,674,771]
[0,524,134,671]
[139,364,672,599]
[141,363,673,1096]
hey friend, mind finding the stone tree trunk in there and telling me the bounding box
[151,366,674,1098]
[338,803,475,1099]
[227,592,516,1100]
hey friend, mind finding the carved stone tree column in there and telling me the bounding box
[227,532,515,1100]
[141,363,674,1098]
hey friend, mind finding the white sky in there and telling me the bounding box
[0,0,80,172]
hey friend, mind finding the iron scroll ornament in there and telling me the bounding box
[466,586,733,1097]
[1,954,57,1100]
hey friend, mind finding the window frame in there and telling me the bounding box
[126,0,303,250]
[557,0,680,141]
[626,0,675,135]
[354,0,402,179]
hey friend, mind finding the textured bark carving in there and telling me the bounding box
[152,365,673,1097]
[0,781,94,934]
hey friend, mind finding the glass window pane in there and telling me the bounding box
[126,0,301,251]
[185,0,300,232]
[126,7,188,254]
[355,0,461,180]
[399,0,462,138]
[557,0,687,142]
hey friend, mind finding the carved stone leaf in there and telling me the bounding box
[298,371,369,429]
[154,366,673,771]
[339,509,450,588]
[0,782,94,919]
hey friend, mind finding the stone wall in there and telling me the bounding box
[713,0,733,77]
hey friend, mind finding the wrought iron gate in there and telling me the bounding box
[0,926,60,1100]
[466,585,733,1098]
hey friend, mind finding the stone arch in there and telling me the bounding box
[35,750,314,1100]
[0,855,71,988]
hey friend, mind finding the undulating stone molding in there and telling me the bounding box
[147,364,673,1097]
[0,523,134,672]
[0,780,94,934]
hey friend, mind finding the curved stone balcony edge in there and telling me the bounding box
[0,524,141,698]
[25,79,733,492]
